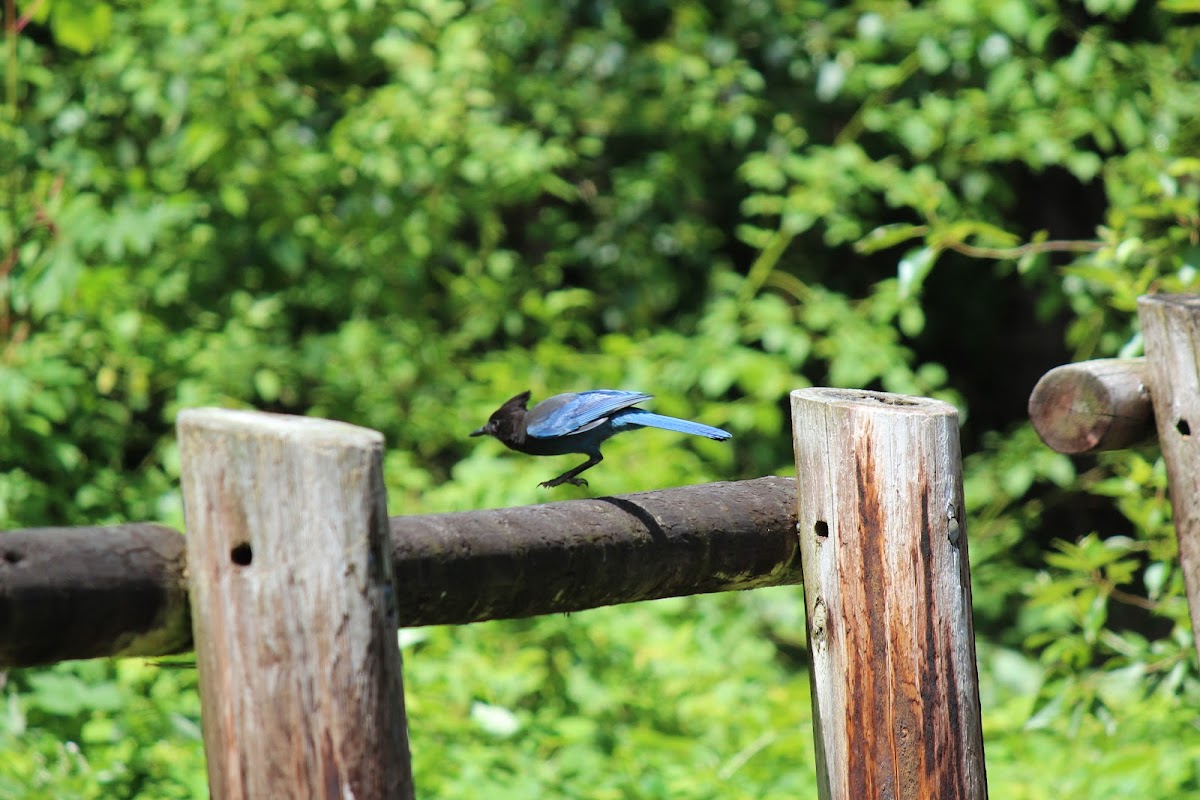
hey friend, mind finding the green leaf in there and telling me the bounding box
[50,1,114,54]
[897,246,938,299]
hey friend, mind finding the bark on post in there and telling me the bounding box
[1137,294,1200,666]
[177,409,412,800]
[791,388,986,800]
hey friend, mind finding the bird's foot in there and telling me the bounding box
[539,476,589,489]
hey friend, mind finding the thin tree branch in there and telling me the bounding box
[943,238,1105,260]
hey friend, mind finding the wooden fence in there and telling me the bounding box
[3,292,1198,799]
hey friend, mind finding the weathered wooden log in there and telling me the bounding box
[0,477,799,666]
[1138,294,1200,666]
[1028,358,1153,454]
[178,409,413,799]
[791,388,987,800]
[390,476,800,624]
[0,523,190,665]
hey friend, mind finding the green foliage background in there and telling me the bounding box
[3,0,1200,796]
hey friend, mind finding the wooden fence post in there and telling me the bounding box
[1137,294,1200,666]
[177,409,413,799]
[791,389,987,800]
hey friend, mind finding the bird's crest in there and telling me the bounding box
[501,390,532,411]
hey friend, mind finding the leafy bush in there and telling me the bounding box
[3,0,1199,796]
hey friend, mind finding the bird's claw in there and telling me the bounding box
[539,476,589,489]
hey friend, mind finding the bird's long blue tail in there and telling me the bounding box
[616,411,731,440]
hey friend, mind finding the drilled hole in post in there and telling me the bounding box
[1178,418,1191,437]
[230,543,253,566]
[814,520,829,539]
[2,550,22,565]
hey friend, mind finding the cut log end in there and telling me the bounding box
[791,387,958,418]
[1028,359,1153,454]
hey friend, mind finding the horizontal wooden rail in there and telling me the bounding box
[1028,358,1153,454]
[0,477,798,667]
[0,523,191,666]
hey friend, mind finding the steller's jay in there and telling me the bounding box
[470,389,732,488]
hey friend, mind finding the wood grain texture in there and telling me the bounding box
[1137,294,1200,666]
[791,388,986,800]
[178,409,412,800]
[1028,358,1153,454]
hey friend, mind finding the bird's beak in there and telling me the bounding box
[470,426,487,437]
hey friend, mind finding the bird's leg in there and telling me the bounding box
[539,453,602,488]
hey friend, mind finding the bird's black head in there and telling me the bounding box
[470,390,531,442]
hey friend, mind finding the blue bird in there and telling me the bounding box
[470,389,732,488]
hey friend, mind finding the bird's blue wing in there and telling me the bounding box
[526,390,652,438]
